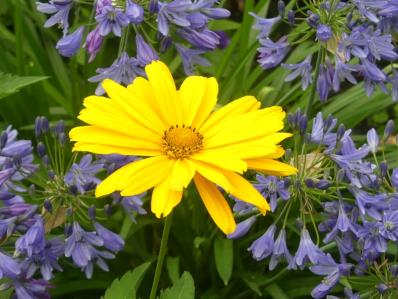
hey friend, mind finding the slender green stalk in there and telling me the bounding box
[149,214,173,299]
[304,47,324,115]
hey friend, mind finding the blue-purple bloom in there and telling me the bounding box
[89,52,143,95]
[250,13,281,38]
[56,26,84,57]
[316,64,333,102]
[0,251,21,279]
[15,218,45,257]
[94,222,124,252]
[254,175,290,212]
[227,216,257,240]
[248,224,276,261]
[366,128,379,153]
[332,56,360,92]
[294,228,324,267]
[36,0,72,34]
[136,34,159,66]
[95,5,129,37]
[64,154,103,194]
[257,36,290,69]
[269,228,295,270]
[175,44,211,75]
[85,27,103,63]
[316,24,333,42]
[125,0,144,24]
[282,55,312,90]
[310,254,352,298]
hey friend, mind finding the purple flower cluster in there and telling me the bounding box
[251,1,398,102]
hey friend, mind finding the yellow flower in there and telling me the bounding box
[69,61,297,234]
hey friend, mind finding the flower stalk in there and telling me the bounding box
[149,214,173,299]
[304,46,324,115]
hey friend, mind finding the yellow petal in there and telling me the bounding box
[221,171,270,215]
[145,61,180,125]
[101,79,166,134]
[168,159,196,191]
[72,143,160,156]
[246,158,298,176]
[193,173,236,234]
[200,95,260,136]
[120,156,174,196]
[151,178,183,218]
[191,152,247,173]
[96,156,171,197]
[192,160,233,193]
[179,76,218,128]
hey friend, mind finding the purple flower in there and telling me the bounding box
[269,229,295,270]
[21,237,64,280]
[366,128,379,153]
[378,211,398,241]
[89,52,144,95]
[94,222,124,252]
[257,36,290,69]
[254,175,290,212]
[294,228,324,267]
[316,24,332,42]
[126,0,144,24]
[65,222,104,268]
[357,221,387,256]
[0,251,20,279]
[157,0,192,36]
[177,27,221,50]
[56,26,84,57]
[227,216,257,240]
[12,275,52,299]
[360,58,387,82]
[95,5,129,37]
[85,27,103,63]
[332,56,360,92]
[175,44,211,75]
[310,254,352,299]
[136,34,159,66]
[81,248,114,279]
[392,168,398,190]
[282,55,312,90]
[248,224,276,261]
[309,112,338,149]
[36,0,72,34]
[353,0,380,23]
[389,69,398,101]
[316,64,333,102]
[64,154,103,194]
[15,218,46,257]
[250,13,281,38]
[190,0,230,20]
[350,187,387,219]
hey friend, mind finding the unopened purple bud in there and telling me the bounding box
[215,31,230,49]
[336,124,346,140]
[227,216,257,240]
[104,204,112,217]
[390,264,398,277]
[295,218,304,230]
[287,113,295,127]
[56,26,84,57]
[299,114,308,135]
[126,0,144,24]
[48,170,55,180]
[37,142,46,157]
[28,184,35,196]
[58,132,67,146]
[380,161,388,178]
[287,10,295,25]
[42,155,50,166]
[149,0,158,14]
[384,120,395,139]
[35,116,49,137]
[160,36,173,52]
[305,178,314,188]
[88,205,96,220]
[306,12,319,28]
[85,27,103,63]
[44,199,53,213]
[69,185,78,195]
[315,179,331,190]
[55,120,65,134]
[0,131,7,148]
[376,283,389,294]
[64,223,72,236]
[316,24,332,42]
[66,207,73,217]
[278,1,285,17]
[367,128,379,153]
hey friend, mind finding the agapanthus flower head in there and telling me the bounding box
[70,60,297,234]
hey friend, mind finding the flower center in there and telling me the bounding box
[161,125,203,159]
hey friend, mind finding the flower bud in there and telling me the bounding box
[37,142,46,157]
[384,119,394,139]
[44,199,53,213]
[278,0,285,17]
[287,10,295,25]
[88,205,96,220]
[379,161,388,178]
[0,131,8,148]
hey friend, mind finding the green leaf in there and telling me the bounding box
[214,238,233,285]
[265,283,290,299]
[160,271,195,299]
[0,73,48,100]
[166,256,180,284]
[101,262,151,299]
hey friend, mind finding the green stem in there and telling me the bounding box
[304,47,324,115]
[149,214,173,299]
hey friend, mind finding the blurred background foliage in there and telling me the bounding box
[0,0,397,298]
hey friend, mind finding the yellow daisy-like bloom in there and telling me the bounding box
[69,61,297,234]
